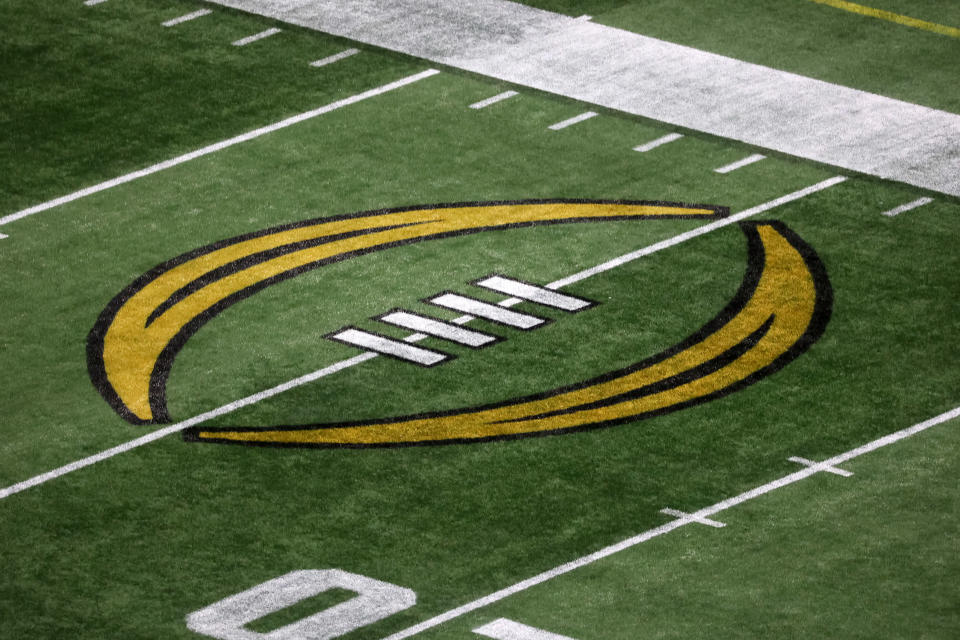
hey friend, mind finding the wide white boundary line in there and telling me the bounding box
[379,405,960,640]
[0,69,441,229]
[0,176,846,500]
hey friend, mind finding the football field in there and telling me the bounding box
[1,1,958,638]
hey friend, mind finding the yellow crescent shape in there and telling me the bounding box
[184,220,832,447]
[88,200,722,424]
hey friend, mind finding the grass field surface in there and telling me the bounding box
[1,1,957,639]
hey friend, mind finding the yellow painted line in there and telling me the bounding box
[809,0,960,38]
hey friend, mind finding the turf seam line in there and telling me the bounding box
[0,69,442,229]
[377,405,960,640]
[880,197,933,217]
[0,177,846,500]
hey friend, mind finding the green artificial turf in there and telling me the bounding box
[0,2,957,640]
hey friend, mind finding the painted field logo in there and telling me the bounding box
[87,199,831,447]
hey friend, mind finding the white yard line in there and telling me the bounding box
[633,133,683,153]
[880,197,934,217]
[232,27,282,46]
[310,48,360,67]
[378,405,960,640]
[0,353,377,500]
[548,111,598,130]
[470,91,519,109]
[715,153,767,174]
[0,69,441,230]
[548,176,847,289]
[0,176,847,500]
[84,0,108,6]
[162,9,213,27]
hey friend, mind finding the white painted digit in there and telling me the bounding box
[186,569,416,640]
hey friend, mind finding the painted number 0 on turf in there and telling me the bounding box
[186,569,416,640]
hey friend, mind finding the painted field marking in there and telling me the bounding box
[548,111,598,130]
[328,328,449,366]
[474,275,592,311]
[428,293,547,329]
[633,133,683,153]
[549,176,847,289]
[84,0,108,5]
[715,153,767,174]
[232,27,282,47]
[310,48,360,67]
[0,232,8,240]
[788,456,853,477]
[378,311,499,348]
[881,197,934,217]
[0,177,847,500]
[0,69,441,230]
[474,618,579,640]
[470,91,519,109]
[162,9,213,27]
[377,405,960,640]
[660,508,726,528]
[574,15,592,22]
[809,0,960,38]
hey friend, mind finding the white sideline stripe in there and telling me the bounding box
[0,69,441,229]
[429,294,546,329]
[474,618,579,640]
[548,111,598,130]
[660,508,725,528]
[548,176,848,289]
[633,133,683,153]
[475,275,590,311]
[715,153,767,174]
[470,91,519,109]
[0,353,377,500]
[881,197,934,217]
[329,328,448,366]
[380,311,498,347]
[378,405,960,640]
[162,9,213,27]
[0,177,847,500]
[310,48,360,67]
[788,456,853,477]
[232,27,282,46]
